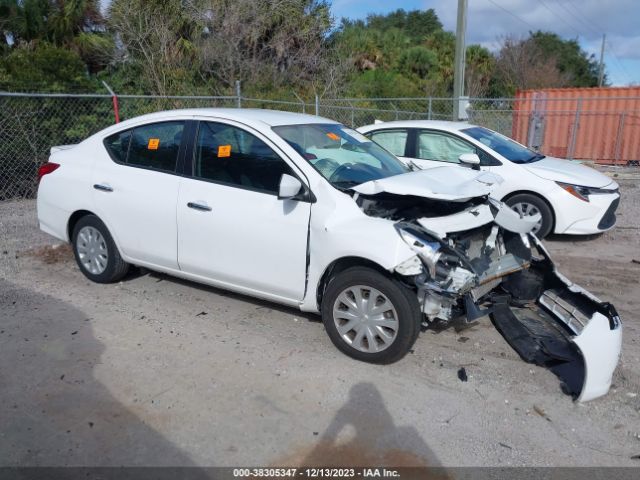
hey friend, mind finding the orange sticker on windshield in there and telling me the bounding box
[147,138,160,150]
[217,145,231,157]
[326,132,340,141]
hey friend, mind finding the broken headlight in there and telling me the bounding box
[397,225,442,277]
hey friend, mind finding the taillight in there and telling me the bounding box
[37,162,60,184]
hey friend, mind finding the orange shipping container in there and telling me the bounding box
[512,87,640,165]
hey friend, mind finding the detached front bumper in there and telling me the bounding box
[490,240,622,402]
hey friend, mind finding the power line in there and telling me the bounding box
[565,0,606,34]
[536,0,584,38]
[485,0,537,31]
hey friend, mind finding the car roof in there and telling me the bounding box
[358,120,475,132]
[114,108,339,129]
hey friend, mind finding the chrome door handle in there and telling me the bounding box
[187,202,212,212]
[93,184,113,192]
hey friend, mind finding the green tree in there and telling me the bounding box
[366,8,442,43]
[530,31,602,87]
[0,42,94,91]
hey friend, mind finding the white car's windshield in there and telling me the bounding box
[462,126,545,164]
[273,123,409,188]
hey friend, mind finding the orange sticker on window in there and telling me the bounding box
[217,145,231,157]
[147,138,160,150]
[326,132,340,141]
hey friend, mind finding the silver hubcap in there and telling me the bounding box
[511,202,543,234]
[76,226,108,275]
[332,285,399,353]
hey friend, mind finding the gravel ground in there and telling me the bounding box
[1,182,640,468]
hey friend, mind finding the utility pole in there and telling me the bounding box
[598,34,606,87]
[453,0,468,120]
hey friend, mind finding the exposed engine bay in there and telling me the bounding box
[354,191,622,402]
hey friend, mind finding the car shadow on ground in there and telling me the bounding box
[545,232,604,243]
[0,279,209,471]
[132,268,321,323]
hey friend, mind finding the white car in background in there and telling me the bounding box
[37,109,621,401]
[358,121,620,238]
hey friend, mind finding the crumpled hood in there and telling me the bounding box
[524,157,614,188]
[351,166,503,201]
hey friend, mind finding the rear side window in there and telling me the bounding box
[128,122,184,172]
[104,130,132,163]
[193,122,294,194]
[104,121,184,173]
[367,129,408,157]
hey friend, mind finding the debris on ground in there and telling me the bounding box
[632,259,640,265]
[498,442,513,450]
[196,311,208,317]
[457,336,470,343]
[457,367,468,382]
[533,404,552,422]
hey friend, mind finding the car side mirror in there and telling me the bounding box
[278,173,303,200]
[459,153,481,170]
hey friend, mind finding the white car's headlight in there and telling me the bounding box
[556,182,615,202]
[396,226,442,277]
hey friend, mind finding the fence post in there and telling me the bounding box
[235,80,242,108]
[292,90,305,113]
[101,81,119,123]
[348,101,355,127]
[428,97,432,120]
[315,95,320,116]
[613,112,627,166]
[567,98,582,160]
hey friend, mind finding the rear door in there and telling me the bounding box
[93,120,189,269]
[176,120,311,301]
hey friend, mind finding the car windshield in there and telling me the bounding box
[272,123,409,188]
[461,126,545,164]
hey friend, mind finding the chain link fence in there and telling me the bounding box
[1,92,639,200]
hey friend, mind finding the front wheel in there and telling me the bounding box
[505,193,554,238]
[72,215,130,283]
[321,267,421,364]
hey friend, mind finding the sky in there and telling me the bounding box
[331,0,640,86]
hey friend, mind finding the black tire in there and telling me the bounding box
[321,266,422,364]
[71,215,130,283]
[505,193,554,238]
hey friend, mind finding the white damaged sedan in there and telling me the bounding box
[37,109,621,401]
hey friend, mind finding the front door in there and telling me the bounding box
[177,121,311,302]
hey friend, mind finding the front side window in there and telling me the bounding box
[367,129,408,157]
[194,122,294,194]
[273,123,408,189]
[417,131,475,164]
[127,121,184,172]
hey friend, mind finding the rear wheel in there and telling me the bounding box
[505,193,554,238]
[72,215,130,283]
[321,267,421,364]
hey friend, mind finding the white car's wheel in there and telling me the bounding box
[72,215,130,283]
[321,267,421,364]
[506,194,554,238]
